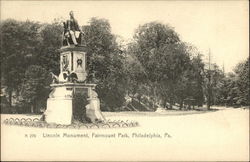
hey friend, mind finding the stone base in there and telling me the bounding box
[44,83,105,125]
[46,98,73,125]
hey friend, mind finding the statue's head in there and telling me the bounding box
[69,11,74,18]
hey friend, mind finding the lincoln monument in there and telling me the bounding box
[43,11,105,125]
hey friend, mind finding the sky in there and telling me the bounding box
[1,0,249,72]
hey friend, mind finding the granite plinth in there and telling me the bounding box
[45,83,105,124]
[46,98,73,125]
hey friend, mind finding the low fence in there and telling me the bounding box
[2,117,139,129]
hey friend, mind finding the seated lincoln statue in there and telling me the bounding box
[63,11,83,46]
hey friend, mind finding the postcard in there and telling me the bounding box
[1,1,249,161]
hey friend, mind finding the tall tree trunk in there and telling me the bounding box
[163,97,167,108]
[169,93,173,109]
[207,85,211,110]
[180,100,183,110]
[8,90,12,108]
[153,85,157,109]
[31,105,34,113]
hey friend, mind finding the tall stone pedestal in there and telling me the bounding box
[45,83,105,125]
[44,46,105,125]
[58,46,87,82]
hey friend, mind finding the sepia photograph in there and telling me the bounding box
[0,0,249,161]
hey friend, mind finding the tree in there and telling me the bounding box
[219,72,237,106]
[21,65,50,113]
[232,58,249,106]
[0,19,41,108]
[37,20,63,74]
[82,17,126,111]
[189,54,205,106]
[125,42,147,97]
[129,22,193,109]
[203,63,225,108]
[202,58,249,108]
[175,53,205,109]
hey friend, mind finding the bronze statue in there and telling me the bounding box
[63,11,83,46]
